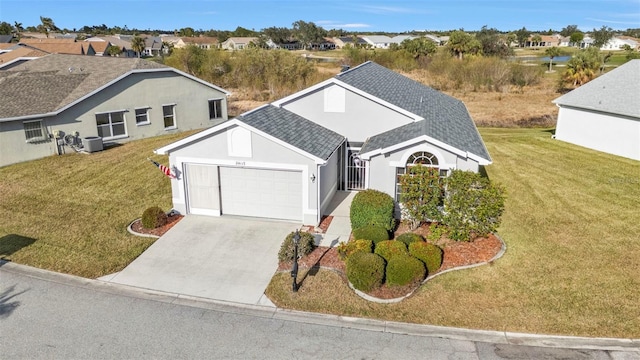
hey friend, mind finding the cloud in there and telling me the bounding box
[586,17,640,25]
[360,5,430,15]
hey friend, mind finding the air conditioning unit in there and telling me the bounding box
[83,136,103,153]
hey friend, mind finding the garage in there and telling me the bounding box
[184,163,303,222]
[219,167,302,221]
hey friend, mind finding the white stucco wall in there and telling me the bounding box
[166,124,319,224]
[319,147,339,217]
[282,84,414,143]
[555,107,640,161]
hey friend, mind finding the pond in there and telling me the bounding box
[513,55,572,63]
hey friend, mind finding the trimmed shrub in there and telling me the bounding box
[336,239,373,260]
[374,240,408,261]
[350,189,395,231]
[426,223,448,243]
[141,206,168,229]
[398,166,443,230]
[352,225,389,245]
[442,170,506,241]
[396,233,424,246]
[385,255,426,286]
[346,252,386,292]
[409,242,443,275]
[278,231,316,262]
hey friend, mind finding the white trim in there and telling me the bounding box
[360,134,491,165]
[272,78,423,122]
[207,97,225,120]
[134,107,151,126]
[162,104,177,130]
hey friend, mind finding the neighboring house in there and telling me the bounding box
[553,60,640,161]
[18,39,96,56]
[601,36,639,50]
[0,35,13,43]
[180,36,218,49]
[142,36,164,56]
[155,62,491,226]
[221,37,258,50]
[99,36,136,57]
[361,35,393,49]
[333,36,368,49]
[0,45,49,69]
[86,40,110,56]
[0,54,230,167]
[525,34,560,47]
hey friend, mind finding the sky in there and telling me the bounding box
[1,0,639,33]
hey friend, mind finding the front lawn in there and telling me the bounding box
[266,128,640,338]
[0,132,193,278]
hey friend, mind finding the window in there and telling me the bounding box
[208,99,223,120]
[24,120,46,142]
[163,104,176,129]
[396,151,445,202]
[96,111,127,139]
[135,107,150,125]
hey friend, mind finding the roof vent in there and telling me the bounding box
[68,67,74,72]
[340,64,350,72]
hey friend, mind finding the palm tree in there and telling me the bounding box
[545,46,561,72]
[13,21,23,38]
[131,35,146,58]
[563,49,600,87]
[38,16,58,38]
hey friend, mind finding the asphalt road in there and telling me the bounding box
[1,263,638,359]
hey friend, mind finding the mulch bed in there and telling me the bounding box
[278,222,503,300]
[130,214,184,237]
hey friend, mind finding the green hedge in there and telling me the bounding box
[408,242,443,275]
[278,231,316,262]
[374,240,408,262]
[346,252,386,292]
[385,255,426,286]
[442,170,506,241]
[350,189,395,231]
[395,232,424,246]
[141,206,167,229]
[337,239,373,260]
[352,225,390,245]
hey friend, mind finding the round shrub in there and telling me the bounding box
[396,232,424,246]
[278,231,316,262]
[346,252,386,292]
[408,242,443,275]
[337,239,373,260]
[386,255,426,287]
[352,225,389,245]
[350,189,396,231]
[374,240,408,261]
[141,206,168,229]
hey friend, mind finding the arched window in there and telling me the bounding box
[396,151,445,201]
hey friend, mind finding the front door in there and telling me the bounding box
[346,148,366,190]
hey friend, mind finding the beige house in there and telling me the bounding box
[221,37,258,50]
[181,36,219,49]
[0,54,230,167]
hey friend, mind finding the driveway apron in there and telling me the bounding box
[107,215,298,306]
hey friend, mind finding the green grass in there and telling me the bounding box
[2,128,639,337]
[0,132,195,278]
[267,128,640,338]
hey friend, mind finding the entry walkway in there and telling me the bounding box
[318,191,356,247]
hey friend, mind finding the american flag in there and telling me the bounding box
[148,158,175,179]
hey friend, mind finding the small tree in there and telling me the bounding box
[106,45,122,57]
[442,170,506,241]
[545,46,561,72]
[399,166,443,230]
[131,35,146,58]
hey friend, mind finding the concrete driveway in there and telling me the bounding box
[105,215,298,306]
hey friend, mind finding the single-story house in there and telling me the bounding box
[221,37,259,50]
[553,59,640,161]
[155,61,491,226]
[0,54,230,167]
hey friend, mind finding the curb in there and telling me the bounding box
[126,218,160,238]
[2,260,639,352]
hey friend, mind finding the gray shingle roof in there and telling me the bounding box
[237,105,344,160]
[553,59,640,119]
[337,62,491,162]
[0,54,168,119]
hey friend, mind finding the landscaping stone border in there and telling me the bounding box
[126,218,160,239]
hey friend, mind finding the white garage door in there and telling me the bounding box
[185,163,220,216]
[219,167,302,221]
